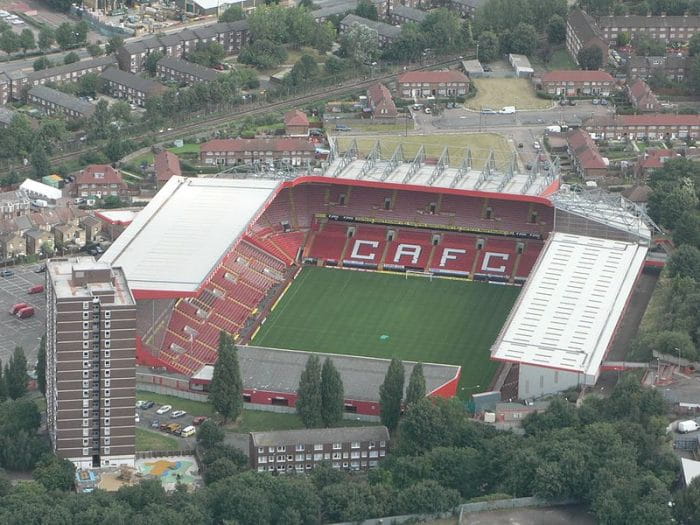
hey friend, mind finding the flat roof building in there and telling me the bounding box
[46,256,137,469]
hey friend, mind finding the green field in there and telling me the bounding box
[136,428,179,452]
[252,267,520,397]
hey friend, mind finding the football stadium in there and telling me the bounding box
[102,137,655,414]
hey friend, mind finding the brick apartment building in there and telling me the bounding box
[46,256,136,469]
[156,56,219,85]
[627,55,688,82]
[0,189,30,219]
[366,82,398,118]
[100,67,167,107]
[539,70,615,97]
[627,78,660,112]
[566,9,609,65]
[448,0,484,17]
[0,70,28,105]
[584,114,700,139]
[389,5,427,25]
[116,20,249,73]
[74,165,130,200]
[27,56,117,88]
[200,138,315,166]
[249,426,390,473]
[397,70,470,99]
[311,2,356,22]
[27,86,96,119]
[339,14,401,48]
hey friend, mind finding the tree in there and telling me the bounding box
[37,27,54,52]
[384,22,426,62]
[0,31,20,55]
[675,476,700,524]
[203,457,241,484]
[196,419,225,448]
[144,50,165,75]
[238,39,288,69]
[313,21,336,53]
[47,0,72,11]
[0,359,5,402]
[87,43,103,57]
[63,51,80,65]
[405,363,426,407]
[76,73,100,98]
[509,22,537,55]
[339,23,380,64]
[617,31,631,47]
[297,354,323,427]
[36,335,46,396]
[285,8,317,48]
[546,14,566,44]
[578,46,603,70]
[105,36,124,55]
[33,455,76,491]
[396,480,461,514]
[286,54,319,87]
[248,5,288,43]
[689,56,700,95]
[379,358,405,432]
[19,28,36,54]
[208,332,243,423]
[31,145,50,180]
[668,245,700,282]
[74,21,88,45]
[188,41,226,67]
[673,212,700,249]
[54,22,74,49]
[477,31,500,63]
[6,347,28,400]
[33,56,52,71]
[690,33,700,56]
[321,358,344,427]
[355,0,379,20]
[420,8,464,54]
[219,4,245,22]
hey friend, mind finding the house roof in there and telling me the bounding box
[311,2,357,19]
[628,78,652,100]
[28,86,95,116]
[567,8,603,45]
[101,177,280,294]
[250,426,390,448]
[154,150,182,183]
[192,345,461,403]
[284,109,309,127]
[0,189,29,205]
[367,82,397,115]
[682,458,700,486]
[491,232,648,378]
[156,56,219,82]
[566,129,608,170]
[600,14,700,29]
[20,179,62,200]
[639,148,678,169]
[28,56,116,82]
[542,70,614,83]
[340,14,402,39]
[621,184,652,203]
[76,165,126,187]
[200,137,315,153]
[398,70,470,83]
[100,67,166,95]
[391,5,427,22]
[0,106,17,126]
[587,114,700,127]
[25,228,51,240]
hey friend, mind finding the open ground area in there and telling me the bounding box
[466,78,553,111]
[136,428,179,452]
[335,132,513,168]
[252,267,520,396]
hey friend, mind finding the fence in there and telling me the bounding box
[135,449,195,459]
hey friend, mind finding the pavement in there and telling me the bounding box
[0,262,46,366]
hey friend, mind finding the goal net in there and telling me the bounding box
[404,269,434,282]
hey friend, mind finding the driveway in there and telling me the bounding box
[0,263,46,365]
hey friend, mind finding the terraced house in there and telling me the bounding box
[539,70,615,97]
[200,138,316,166]
[27,86,96,119]
[156,56,219,85]
[397,70,470,99]
[339,14,401,48]
[100,67,166,107]
[584,114,700,140]
[27,56,116,88]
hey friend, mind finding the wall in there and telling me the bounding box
[518,364,582,399]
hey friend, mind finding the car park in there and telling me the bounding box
[156,404,172,415]
[171,410,187,418]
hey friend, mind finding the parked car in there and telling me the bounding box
[424,107,432,114]
[192,416,209,426]
[166,423,182,434]
[600,99,609,106]
[28,285,44,294]
[135,412,140,424]
[17,306,35,319]
[151,418,159,428]
[142,400,155,409]
[592,98,600,105]
[678,420,699,433]
[180,425,196,438]
[136,400,146,408]
[533,141,541,150]
[10,303,28,315]
[568,100,576,106]
[34,264,46,273]
[335,124,351,132]
[1,269,14,277]
[156,404,172,415]
[171,410,187,418]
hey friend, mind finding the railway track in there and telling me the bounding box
[2,57,460,174]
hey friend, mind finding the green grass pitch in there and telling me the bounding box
[252,267,521,398]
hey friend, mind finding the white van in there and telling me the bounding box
[180,425,196,438]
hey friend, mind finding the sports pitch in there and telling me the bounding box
[252,267,520,397]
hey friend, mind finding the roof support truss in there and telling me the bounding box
[428,147,450,186]
[381,144,404,181]
[332,139,357,178]
[359,141,381,179]
[403,145,425,184]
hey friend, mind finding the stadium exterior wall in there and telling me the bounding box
[518,365,584,399]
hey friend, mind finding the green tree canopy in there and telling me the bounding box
[477,31,500,63]
[32,455,76,491]
[355,0,379,20]
[209,332,244,423]
[578,46,603,69]
[297,354,323,427]
[19,28,36,54]
[321,357,344,427]
[379,358,405,432]
[196,419,225,448]
[219,4,245,22]
[668,245,700,281]
[547,14,566,44]
[5,346,28,400]
[340,23,380,64]
[405,362,426,406]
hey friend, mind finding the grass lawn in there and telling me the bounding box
[169,143,200,155]
[136,428,179,452]
[252,267,520,397]
[467,78,552,111]
[336,132,512,169]
[546,49,577,70]
[341,121,411,133]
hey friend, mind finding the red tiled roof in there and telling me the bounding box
[566,129,607,170]
[542,70,614,83]
[200,138,315,153]
[619,114,699,126]
[640,149,678,169]
[284,109,309,127]
[628,78,650,100]
[366,82,397,116]
[154,150,182,183]
[398,70,469,83]
[75,165,126,187]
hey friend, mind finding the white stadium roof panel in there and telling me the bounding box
[491,232,647,379]
[102,176,279,294]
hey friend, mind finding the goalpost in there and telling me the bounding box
[404,269,434,282]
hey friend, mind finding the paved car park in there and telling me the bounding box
[136,399,203,449]
[0,263,46,365]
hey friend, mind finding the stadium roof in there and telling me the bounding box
[491,232,648,380]
[192,345,460,403]
[101,176,279,297]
